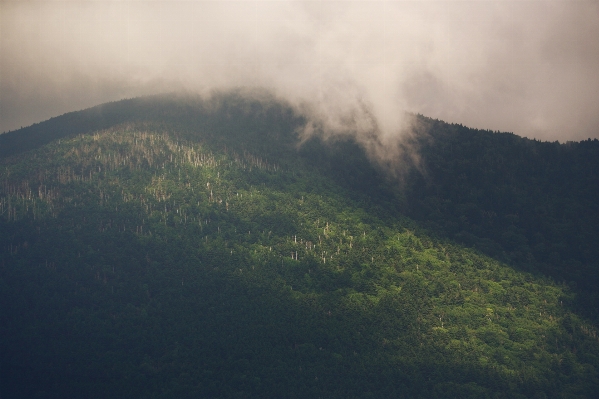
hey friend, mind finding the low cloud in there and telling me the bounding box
[1,1,598,144]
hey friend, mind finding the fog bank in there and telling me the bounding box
[1,1,598,143]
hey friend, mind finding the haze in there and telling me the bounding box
[1,0,598,143]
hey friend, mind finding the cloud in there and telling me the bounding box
[1,0,598,143]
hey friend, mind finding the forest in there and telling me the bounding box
[1,92,598,398]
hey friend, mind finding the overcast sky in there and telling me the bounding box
[1,0,598,142]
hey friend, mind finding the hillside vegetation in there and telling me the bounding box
[1,93,598,398]
[403,118,599,315]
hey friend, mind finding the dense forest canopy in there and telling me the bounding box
[1,92,598,398]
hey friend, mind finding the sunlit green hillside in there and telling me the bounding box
[1,93,598,398]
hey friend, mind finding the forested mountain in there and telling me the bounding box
[1,92,598,398]
[402,118,599,318]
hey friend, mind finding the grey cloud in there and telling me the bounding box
[1,0,598,143]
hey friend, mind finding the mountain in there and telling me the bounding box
[402,118,599,317]
[1,92,598,398]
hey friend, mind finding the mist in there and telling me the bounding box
[1,0,598,145]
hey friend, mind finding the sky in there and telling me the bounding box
[1,0,598,143]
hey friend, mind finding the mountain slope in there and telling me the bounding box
[1,93,598,398]
[402,117,599,317]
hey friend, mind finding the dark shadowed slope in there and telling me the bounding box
[401,117,599,318]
